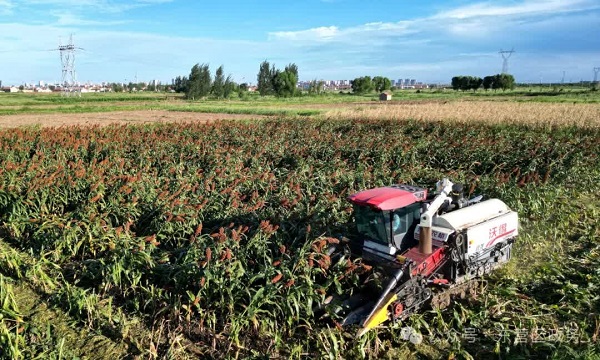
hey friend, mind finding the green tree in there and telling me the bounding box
[308,79,325,95]
[373,76,392,92]
[351,76,373,94]
[499,74,515,91]
[490,73,515,91]
[470,77,483,91]
[111,83,123,92]
[451,76,461,91]
[284,63,299,95]
[285,63,298,80]
[174,76,188,93]
[272,70,297,97]
[257,60,272,96]
[460,76,471,91]
[212,65,225,98]
[454,75,489,91]
[186,63,212,100]
[223,75,235,98]
[491,74,500,91]
[482,76,494,91]
[186,64,201,99]
[198,64,212,97]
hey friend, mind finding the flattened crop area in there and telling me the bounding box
[0,110,265,128]
[0,119,598,359]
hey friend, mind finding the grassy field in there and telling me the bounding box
[0,90,599,359]
[1,86,599,117]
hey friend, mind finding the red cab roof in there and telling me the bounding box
[347,185,427,211]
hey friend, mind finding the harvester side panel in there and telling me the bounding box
[465,211,518,256]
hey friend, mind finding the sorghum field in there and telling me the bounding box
[0,116,599,359]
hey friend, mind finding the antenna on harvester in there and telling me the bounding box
[499,48,515,74]
[594,67,600,85]
[56,34,84,97]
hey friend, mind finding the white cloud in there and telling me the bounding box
[433,0,597,20]
[0,0,13,15]
[269,20,418,44]
[51,11,129,26]
[269,0,599,44]
[21,0,174,13]
[269,26,340,42]
[446,19,491,38]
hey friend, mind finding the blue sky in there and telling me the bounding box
[0,0,599,85]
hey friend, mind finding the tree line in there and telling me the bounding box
[451,74,516,91]
[176,63,396,99]
[173,64,237,100]
[108,82,168,93]
[173,63,517,100]
[256,61,299,97]
[172,61,301,99]
[350,76,392,94]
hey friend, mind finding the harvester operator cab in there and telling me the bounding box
[347,184,428,260]
[353,204,420,252]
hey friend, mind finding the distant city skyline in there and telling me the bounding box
[0,0,599,85]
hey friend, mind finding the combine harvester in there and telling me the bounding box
[324,178,518,336]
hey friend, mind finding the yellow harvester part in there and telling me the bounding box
[356,293,398,337]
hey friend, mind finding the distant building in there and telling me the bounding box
[379,92,392,101]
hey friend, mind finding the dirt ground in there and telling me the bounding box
[0,110,265,129]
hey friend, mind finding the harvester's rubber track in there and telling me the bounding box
[430,279,485,310]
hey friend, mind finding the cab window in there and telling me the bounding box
[353,205,391,245]
[392,204,420,235]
